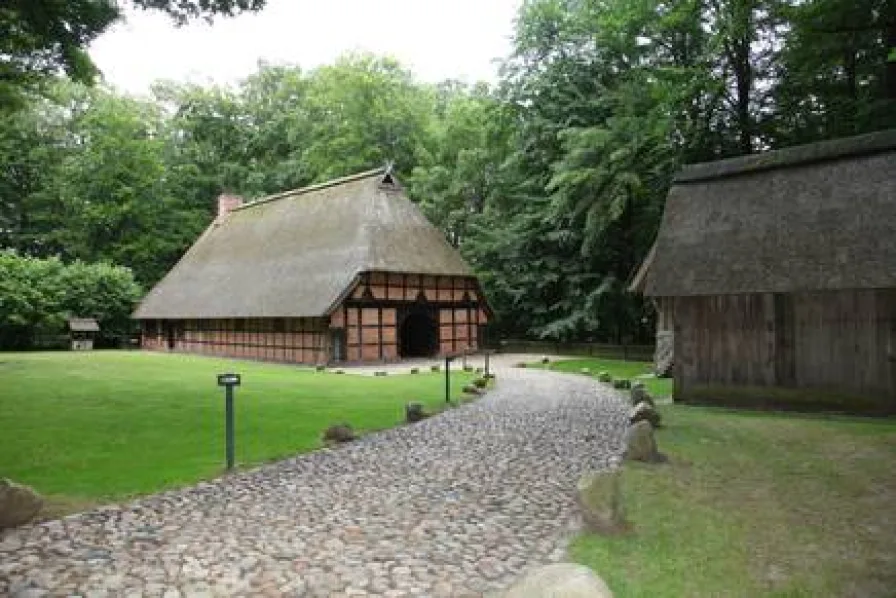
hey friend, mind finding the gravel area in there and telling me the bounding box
[0,367,627,597]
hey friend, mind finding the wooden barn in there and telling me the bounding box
[133,168,490,364]
[638,130,896,412]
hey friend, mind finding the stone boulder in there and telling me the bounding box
[630,386,654,407]
[503,563,614,598]
[576,470,626,535]
[624,421,663,463]
[0,478,43,529]
[405,402,427,423]
[629,401,661,429]
[612,378,631,390]
[323,424,355,444]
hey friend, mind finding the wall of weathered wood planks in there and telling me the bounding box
[670,289,896,407]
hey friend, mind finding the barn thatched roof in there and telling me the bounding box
[133,168,473,319]
[643,130,896,297]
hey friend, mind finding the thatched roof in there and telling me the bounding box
[68,318,99,332]
[643,130,896,297]
[133,168,473,319]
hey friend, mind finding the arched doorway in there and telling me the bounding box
[399,311,438,358]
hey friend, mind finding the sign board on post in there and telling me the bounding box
[217,373,241,387]
[217,373,241,470]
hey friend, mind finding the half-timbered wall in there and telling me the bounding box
[671,289,896,407]
[141,318,330,364]
[333,271,489,362]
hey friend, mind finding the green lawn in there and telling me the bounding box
[570,404,896,597]
[536,357,673,397]
[1,351,475,508]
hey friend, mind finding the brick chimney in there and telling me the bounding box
[217,193,243,219]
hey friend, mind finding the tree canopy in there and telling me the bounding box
[0,0,267,109]
[1,0,894,346]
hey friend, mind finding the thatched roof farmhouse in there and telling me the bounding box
[639,130,896,412]
[134,168,490,364]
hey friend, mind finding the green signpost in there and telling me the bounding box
[216,373,241,470]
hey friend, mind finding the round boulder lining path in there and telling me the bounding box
[0,367,628,597]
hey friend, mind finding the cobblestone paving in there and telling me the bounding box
[0,368,627,597]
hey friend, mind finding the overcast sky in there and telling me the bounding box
[89,0,522,96]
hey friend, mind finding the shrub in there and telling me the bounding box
[334,369,345,375]
[473,378,488,389]
[374,371,388,377]
[410,367,419,374]
[613,378,631,390]
[515,362,528,368]
[431,365,441,372]
[541,356,550,364]
[315,364,326,372]
[597,372,612,383]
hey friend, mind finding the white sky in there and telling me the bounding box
[89,0,522,96]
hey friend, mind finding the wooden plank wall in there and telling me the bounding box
[673,289,896,399]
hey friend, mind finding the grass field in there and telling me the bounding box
[570,404,896,597]
[536,357,674,397]
[1,351,475,508]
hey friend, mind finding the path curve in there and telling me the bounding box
[1,367,627,597]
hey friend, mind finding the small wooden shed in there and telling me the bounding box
[639,130,896,413]
[67,318,100,351]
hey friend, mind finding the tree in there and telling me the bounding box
[0,251,141,348]
[0,0,267,109]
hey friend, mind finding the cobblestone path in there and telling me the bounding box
[1,367,627,597]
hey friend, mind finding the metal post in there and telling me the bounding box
[217,372,241,471]
[445,356,451,403]
[485,351,490,378]
[225,385,235,470]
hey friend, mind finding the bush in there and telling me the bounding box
[597,372,612,383]
[315,364,326,372]
[473,378,488,389]
[541,356,550,364]
[613,378,631,390]
[431,365,441,372]
[0,251,141,349]
[374,371,388,377]
[410,367,419,374]
[516,362,528,368]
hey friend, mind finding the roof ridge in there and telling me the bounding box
[233,167,387,212]
[675,129,896,184]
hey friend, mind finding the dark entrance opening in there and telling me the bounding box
[166,323,176,350]
[399,311,438,358]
